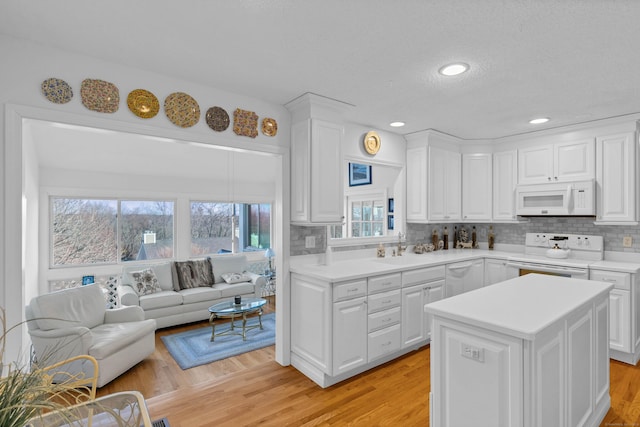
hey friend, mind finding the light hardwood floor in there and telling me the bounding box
[96,298,640,426]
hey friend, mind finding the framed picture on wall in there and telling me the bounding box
[388,198,394,213]
[349,162,372,186]
[82,275,95,286]
[388,215,394,230]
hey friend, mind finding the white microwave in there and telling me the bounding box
[515,179,595,216]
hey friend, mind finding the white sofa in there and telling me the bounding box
[118,255,266,329]
[26,284,156,387]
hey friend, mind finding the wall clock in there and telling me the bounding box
[364,131,381,155]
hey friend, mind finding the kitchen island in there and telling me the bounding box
[425,273,613,427]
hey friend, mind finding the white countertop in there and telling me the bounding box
[424,274,613,340]
[290,249,514,282]
[590,260,640,273]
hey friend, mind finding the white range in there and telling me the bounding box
[506,232,604,280]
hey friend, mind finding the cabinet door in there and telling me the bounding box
[554,139,595,182]
[402,284,426,348]
[609,289,631,353]
[596,133,635,223]
[493,150,517,221]
[425,283,444,340]
[445,261,471,297]
[484,259,508,286]
[466,259,485,293]
[429,147,461,221]
[333,297,368,376]
[310,119,344,223]
[518,145,554,184]
[406,146,428,222]
[290,120,311,222]
[462,153,492,220]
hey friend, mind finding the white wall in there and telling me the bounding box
[0,34,291,364]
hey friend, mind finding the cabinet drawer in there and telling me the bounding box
[368,289,401,313]
[368,323,401,361]
[368,306,401,333]
[590,270,630,290]
[402,265,446,287]
[368,273,401,294]
[333,280,368,302]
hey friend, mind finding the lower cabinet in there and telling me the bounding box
[446,259,484,297]
[590,269,640,363]
[291,266,445,388]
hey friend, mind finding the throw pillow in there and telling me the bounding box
[130,269,162,296]
[174,258,214,289]
[221,272,251,284]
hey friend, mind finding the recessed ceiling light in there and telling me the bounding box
[438,63,469,76]
[529,117,550,124]
[390,121,405,127]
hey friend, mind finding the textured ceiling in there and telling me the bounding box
[2,0,640,139]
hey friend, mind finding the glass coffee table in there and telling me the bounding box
[208,297,267,341]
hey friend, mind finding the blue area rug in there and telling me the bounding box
[161,312,275,369]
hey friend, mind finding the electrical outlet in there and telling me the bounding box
[623,236,633,248]
[460,343,484,362]
[305,235,316,249]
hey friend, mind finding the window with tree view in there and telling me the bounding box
[190,201,271,255]
[51,198,174,266]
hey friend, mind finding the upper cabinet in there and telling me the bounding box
[462,153,492,221]
[518,139,595,184]
[596,132,637,224]
[286,93,351,225]
[406,131,462,223]
[492,150,517,221]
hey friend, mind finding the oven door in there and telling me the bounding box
[505,261,589,280]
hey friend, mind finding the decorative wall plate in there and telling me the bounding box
[164,92,200,128]
[41,78,73,104]
[261,118,278,136]
[205,106,230,132]
[80,79,119,113]
[364,131,381,155]
[233,108,258,138]
[127,89,159,119]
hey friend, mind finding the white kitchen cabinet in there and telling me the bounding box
[445,259,484,298]
[484,258,508,286]
[492,150,518,221]
[401,266,445,348]
[406,145,428,221]
[595,132,636,223]
[518,139,595,184]
[427,275,611,427]
[333,296,368,375]
[590,269,637,361]
[429,146,462,221]
[290,118,344,224]
[462,152,492,220]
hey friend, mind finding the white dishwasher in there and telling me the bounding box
[445,259,484,298]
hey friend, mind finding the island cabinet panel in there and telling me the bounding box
[426,275,612,427]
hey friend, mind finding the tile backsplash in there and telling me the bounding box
[291,218,640,256]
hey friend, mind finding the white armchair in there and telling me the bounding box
[26,284,156,387]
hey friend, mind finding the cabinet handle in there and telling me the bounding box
[554,176,558,180]
[382,317,392,323]
[347,288,360,293]
[382,299,392,304]
[381,282,392,287]
[600,278,618,283]
[547,177,551,181]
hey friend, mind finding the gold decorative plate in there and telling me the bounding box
[41,77,73,104]
[205,106,230,132]
[364,131,381,155]
[127,89,159,119]
[233,108,258,138]
[80,79,119,113]
[261,118,278,136]
[164,92,200,128]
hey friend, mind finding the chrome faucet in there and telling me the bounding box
[397,232,407,256]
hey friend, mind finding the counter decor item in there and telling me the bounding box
[488,225,495,250]
[261,117,278,136]
[126,89,159,119]
[41,77,73,104]
[377,243,386,258]
[432,229,439,250]
[205,106,230,132]
[164,92,200,128]
[457,226,470,249]
[413,243,424,254]
[443,226,449,250]
[363,130,381,155]
[233,108,259,138]
[472,226,478,248]
[80,78,119,113]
